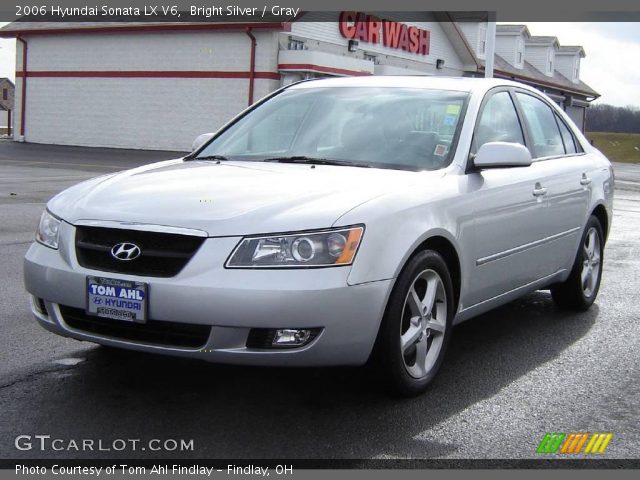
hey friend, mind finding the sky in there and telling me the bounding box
[0,22,639,107]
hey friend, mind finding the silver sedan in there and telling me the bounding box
[24,76,613,395]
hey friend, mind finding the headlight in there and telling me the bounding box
[36,210,61,249]
[226,226,364,268]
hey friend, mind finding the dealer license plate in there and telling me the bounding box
[86,276,147,323]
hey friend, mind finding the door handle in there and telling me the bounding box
[580,174,592,186]
[532,183,547,197]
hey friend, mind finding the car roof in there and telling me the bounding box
[287,75,531,94]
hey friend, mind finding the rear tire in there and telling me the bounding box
[374,250,454,396]
[551,215,604,311]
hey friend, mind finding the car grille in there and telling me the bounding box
[75,226,205,277]
[59,306,211,349]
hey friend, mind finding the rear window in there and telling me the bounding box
[555,114,578,154]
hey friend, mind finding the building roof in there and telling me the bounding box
[558,45,586,57]
[479,54,599,98]
[496,24,530,37]
[526,36,558,44]
[525,36,560,49]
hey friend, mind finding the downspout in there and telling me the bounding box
[245,28,256,106]
[16,35,28,140]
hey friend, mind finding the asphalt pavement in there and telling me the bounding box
[0,140,638,462]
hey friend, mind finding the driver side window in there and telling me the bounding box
[515,92,565,158]
[474,91,525,152]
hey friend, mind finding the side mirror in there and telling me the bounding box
[191,133,214,152]
[473,142,532,169]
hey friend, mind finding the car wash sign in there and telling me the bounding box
[339,12,430,56]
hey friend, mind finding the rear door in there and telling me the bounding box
[513,91,590,274]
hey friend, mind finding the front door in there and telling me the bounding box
[462,89,550,308]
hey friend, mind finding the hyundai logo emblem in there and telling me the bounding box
[110,242,142,261]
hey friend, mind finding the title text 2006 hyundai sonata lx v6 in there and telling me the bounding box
[25,77,613,395]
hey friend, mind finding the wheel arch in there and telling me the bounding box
[591,203,609,243]
[368,232,463,368]
[404,234,462,314]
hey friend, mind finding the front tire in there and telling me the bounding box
[551,215,604,311]
[374,250,454,396]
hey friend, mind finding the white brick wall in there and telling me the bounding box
[15,30,280,150]
[24,77,280,150]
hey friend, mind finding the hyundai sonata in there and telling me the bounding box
[24,77,613,395]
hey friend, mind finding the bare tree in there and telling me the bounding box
[586,104,640,133]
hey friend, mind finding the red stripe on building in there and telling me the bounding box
[278,63,372,76]
[15,70,281,80]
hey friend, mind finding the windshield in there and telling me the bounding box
[195,86,468,171]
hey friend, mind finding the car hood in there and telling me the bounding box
[49,159,439,236]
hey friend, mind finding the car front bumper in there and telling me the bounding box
[23,222,392,366]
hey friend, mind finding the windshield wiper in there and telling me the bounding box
[262,156,369,168]
[191,155,229,161]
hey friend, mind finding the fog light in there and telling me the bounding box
[246,327,321,349]
[273,329,312,346]
[33,296,48,316]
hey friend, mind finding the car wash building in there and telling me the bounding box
[0,14,599,151]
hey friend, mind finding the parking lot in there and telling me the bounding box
[0,139,639,461]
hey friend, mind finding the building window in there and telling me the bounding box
[547,50,554,74]
[363,53,377,63]
[288,38,305,51]
[516,39,524,65]
[574,59,579,80]
[2,88,6,101]
[478,25,487,56]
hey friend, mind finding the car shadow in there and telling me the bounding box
[4,291,598,460]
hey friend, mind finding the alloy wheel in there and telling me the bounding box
[400,269,447,379]
[581,227,601,298]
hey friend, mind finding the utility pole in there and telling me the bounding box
[485,20,496,78]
